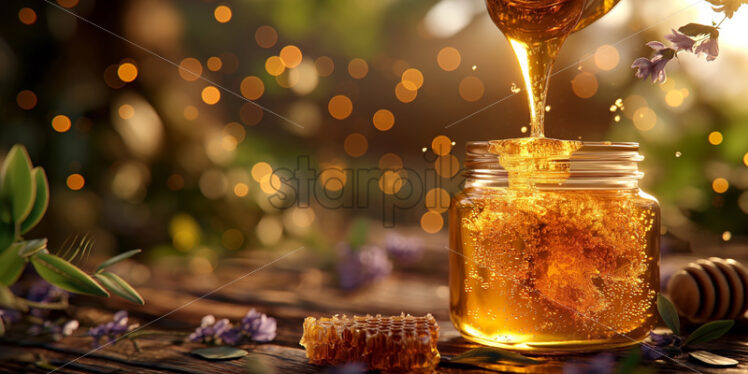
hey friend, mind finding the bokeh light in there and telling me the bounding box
[435,154,460,178]
[201,86,221,105]
[178,57,203,81]
[118,104,135,119]
[425,188,450,213]
[372,109,395,131]
[57,0,79,8]
[320,166,347,192]
[458,76,484,102]
[16,90,37,110]
[401,68,424,90]
[379,171,404,195]
[712,177,729,193]
[328,95,353,120]
[233,183,249,197]
[52,115,72,133]
[183,105,199,120]
[117,62,138,83]
[665,90,684,107]
[633,107,656,131]
[722,231,732,241]
[265,56,285,76]
[431,135,452,156]
[240,76,265,100]
[251,162,273,182]
[378,153,403,170]
[348,58,369,79]
[213,5,232,23]
[280,45,303,68]
[18,8,37,25]
[708,131,723,145]
[255,25,278,48]
[206,56,222,71]
[395,82,417,103]
[66,173,85,191]
[420,211,444,234]
[571,72,598,98]
[437,47,461,71]
[593,45,619,71]
[315,56,334,77]
[344,133,368,157]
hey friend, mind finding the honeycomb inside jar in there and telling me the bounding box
[449,187,660,352]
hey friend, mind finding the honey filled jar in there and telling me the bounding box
[449,138,660,353]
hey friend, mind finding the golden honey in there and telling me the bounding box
[448,139,660,352]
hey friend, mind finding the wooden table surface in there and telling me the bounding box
[1,244,746,373]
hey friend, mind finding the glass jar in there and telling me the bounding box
[448,140,660,353]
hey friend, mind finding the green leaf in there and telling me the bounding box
[20,168,48,234]
[449,347,541,366]
[95,249,142,273]
[678,23,719,38]
[0,145,36,224]
[0,243,26,286]
[191,347,248,360]
[94,271,144,304]
[17,238,47,257]
[657,294,680,335]
[684,320,734,347]
[0,221,14,256]
[688,350,738,367]
[30,253,109,297]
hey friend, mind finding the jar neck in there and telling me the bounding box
[463,140,644,190]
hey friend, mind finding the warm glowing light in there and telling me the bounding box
[420,211,444,234]
[372,109,395,131]
[708,131,723,145]
[265,56,285,76]
[623,95,647,119]
[279,45,303,68]
[571,72,598,98]
[259,174,280,194]
[213,5,232,23]
[328,95,353,120]
[57,0,79,8]
[739,191,748,214]
[348,58,369,79]
[743,152,748,167]
[395,82,417,103]
[344,133,368,157]
[379,171,404,195]
[52,115,72,133]
[665,89,684,107]
[66,173,85,190]
[170,214,200,251]
[233,183,249,197]
[315,56,334,77]
[425,188,450,213]
[184,105,199,120]
[255,25,278,48]
[722,231,732,241]
[118,104,135,119]
[16,90,37,110]
[435,155,460,178]
[431,135,452,156]
[206,56,222,71]
[633,107,656,131]
[459,76,484,102]
[437,47,461,71]
[240,76,264,100]
[18,8,37,25]
[201,86,221,105]
[224,122,246,144]
[593,45,619,71]
[712,177,729,193]
[401,68,424,90]
[117,62,138,83]
[179,58,203,81]
[379,153,403,170]
[392,60,409,76]
[320,167,347,192]
[251,162,273,182]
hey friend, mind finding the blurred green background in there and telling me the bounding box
[0,0,746,277]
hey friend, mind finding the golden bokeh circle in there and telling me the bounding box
[255,25,278,48]
[344,133,368,157]
[280,45,303,68]
[372,109,395,131]
[665,89,684,108]
[379,171,404,195]
[184,105,199,121]
[420,211,444,234]
[16,90,37,110]
[233,183,249,197]
[395,82,417,103]
[431,135,453,156]
[206,56,223,71]
[437,47,461,72]
[118,104,135,119]
[66,173,85,191]
[265,56,286,76]
[571,72,598,98]
[19,8,37,25]
[315,56,335,77]
[117,62,138,83]
[425,188,450,213]
[708,131,723,145]
[328,95,353,120]
[320,168,347,192]
[52,115,72,133]
[348,58,369,79]
[594,45,619,71]
[179,58,203,81]
[378,153,403,170]
[632,107,656,131]
[401,68,424,90]
[251,162,273,182]
[622,95,647,119]
[458,76,484,102]
[240,76,265,100]
[712,177,729,193]
[435,154,460,178]
[57,0,79,8]
[214,5,232,23]
[201,86,221,105]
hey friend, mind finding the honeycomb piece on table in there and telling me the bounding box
[299,313,440,373]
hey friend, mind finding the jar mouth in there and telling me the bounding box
[464,140,644,190]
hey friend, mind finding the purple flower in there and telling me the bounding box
[27,319,79,341]
[189,315,240,345]
[338,243,392,290]
[240,309,277,342]
[385,233,423,264]
[665,29,696,52]
[641,330,683,360]
[631,56,670,83]
[695,37,719,61]
[89,311,138,348]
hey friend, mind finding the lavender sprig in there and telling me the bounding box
[88,310,139,348]
[189,309,277,346]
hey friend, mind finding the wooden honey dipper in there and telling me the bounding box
[666,257,748,323]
